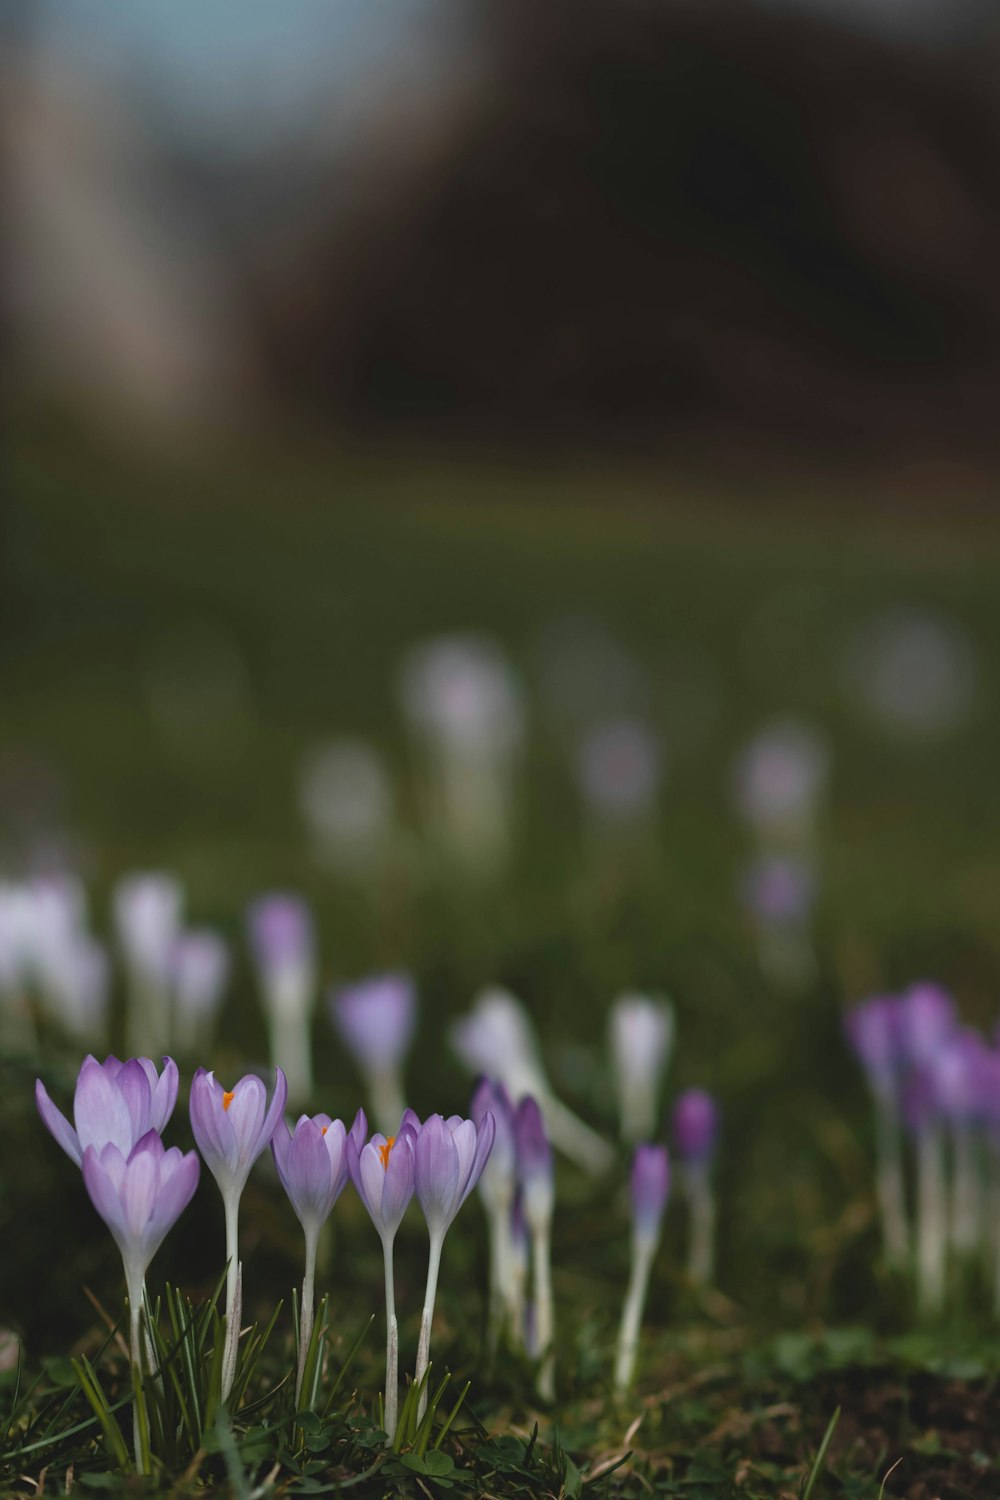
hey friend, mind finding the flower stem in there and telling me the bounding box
[415,1232,443,1421]
[296,1231,318,1406]
[874,1094,909,1269]
[224,1194,240,1321]
[613,1235,655,1395]
[916,1119,947,1316]
[531,1222,555,1401]
[686,1172,716,1287]
[382,1236,399,1442]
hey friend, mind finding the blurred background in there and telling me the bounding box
[4,0,1000,1367]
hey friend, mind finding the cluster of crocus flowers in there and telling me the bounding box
[0,876,110,1051]
[846,982,1000,1315]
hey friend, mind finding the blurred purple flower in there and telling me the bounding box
[844,996,901,1095]
[731,719,829,830]
[247,894,315,980]
[739,854,817,927]
[630,1143,670,1243]
[36,1053,179,1168]
[330,973,416,1077]
[671,1089,720,1170]
[173,930,229,1035]
[471,1077,516,1196]
[897,982,958,1068]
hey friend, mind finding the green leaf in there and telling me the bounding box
[424,1450,456,1477]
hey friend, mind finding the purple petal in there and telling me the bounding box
[75,1057,134,1157]
[458,1111,496,1211]
[116,1059,153,1143]
[380,1132,415,1233]
[36,1079,82,1166]
[415,1114,461,1227]
[149,1057,179,1133]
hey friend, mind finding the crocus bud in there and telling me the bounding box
[247,895,316,1106]
[173,930,229,1054]
[897,982,957,1068]
[113,873,183,989]
[471,1077,516,1209]
[844,996,901,1098]
[672,1089,719,1173]
[36,1053,179,1167]
[515,1096,553,1227]
[82,1130,200,1311]
[630,1144,670,1244]
[412,1111,496,1241]
[575,718,663,823]
[609,993,674,1143]
[330,974,416,1134]
[347,1119,418,1245]
[272,1113,352,1241]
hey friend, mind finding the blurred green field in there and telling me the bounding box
[4,426,1000,1494]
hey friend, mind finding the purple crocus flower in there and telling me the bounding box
[36,1053,179,1168]
[189,1064,287,1396]
[247,894,316,1107]
[173,930,229,1054]
[83,1129,200,1314]
[897,982,958,1068]
[844,996,901,1097]
[615,1143,670,1393]
[514,1096,555,1398]
[409,1110,495,1412]
[329,974,417,1135]
[273,1108,364,1402]
[630,1144,671,1244]
[471,1078,518,1345]
[672,1089,720,1171]
[82,1127,200,1457]
[346,1117,418,1441]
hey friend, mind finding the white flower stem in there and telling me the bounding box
[382,1237,399,1443]
[531,1221,555,1401]
[916,1119,947,1316]
[128,1285,144,1471]
[874,1094,909,1269]
[614,1235,656,1395]
[990,1152,1000,1317]
[415,1232,444,1421]
[949,1121,980,1258]
[221,1262,243,1404]
[370,1069,406,1138]
[224,1195,240,1321]
[686,1172,716,1288]
[269,1013,312,1110]
[295,1231,318,1407]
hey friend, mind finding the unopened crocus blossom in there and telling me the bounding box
[609,993,674,1144]
[189,1066,287,1399]
[330,973,417,1136]
[347,1116,417,1441]
[82,1129,200,1464]
[844,995,908,1268]
[114,872,184,1057]
[172,930,230,1057]
[471,1078,518,1345]
[615,1144,670,1394]
[273,1109,361,1401]
[515,1096,555,1399]
[247,895,316,1107]
[36,1053,179,1168]
[411,1110,496,1415]
[450,987,614,1173]
[672,1089,719,1287]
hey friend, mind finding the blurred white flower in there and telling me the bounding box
[842,606,979,739]
[575,717,664,823]
[173,928,230,1055]
[298,737,393,872]
[114,871,184,1056]
[731,718,830,838]
[609,992,675,1143]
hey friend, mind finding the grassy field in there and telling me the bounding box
[3,423,1000,1495]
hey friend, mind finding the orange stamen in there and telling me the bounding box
[321,1126,328,1135]
[378,1136,396,1170]
[222,1090,235,1111]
